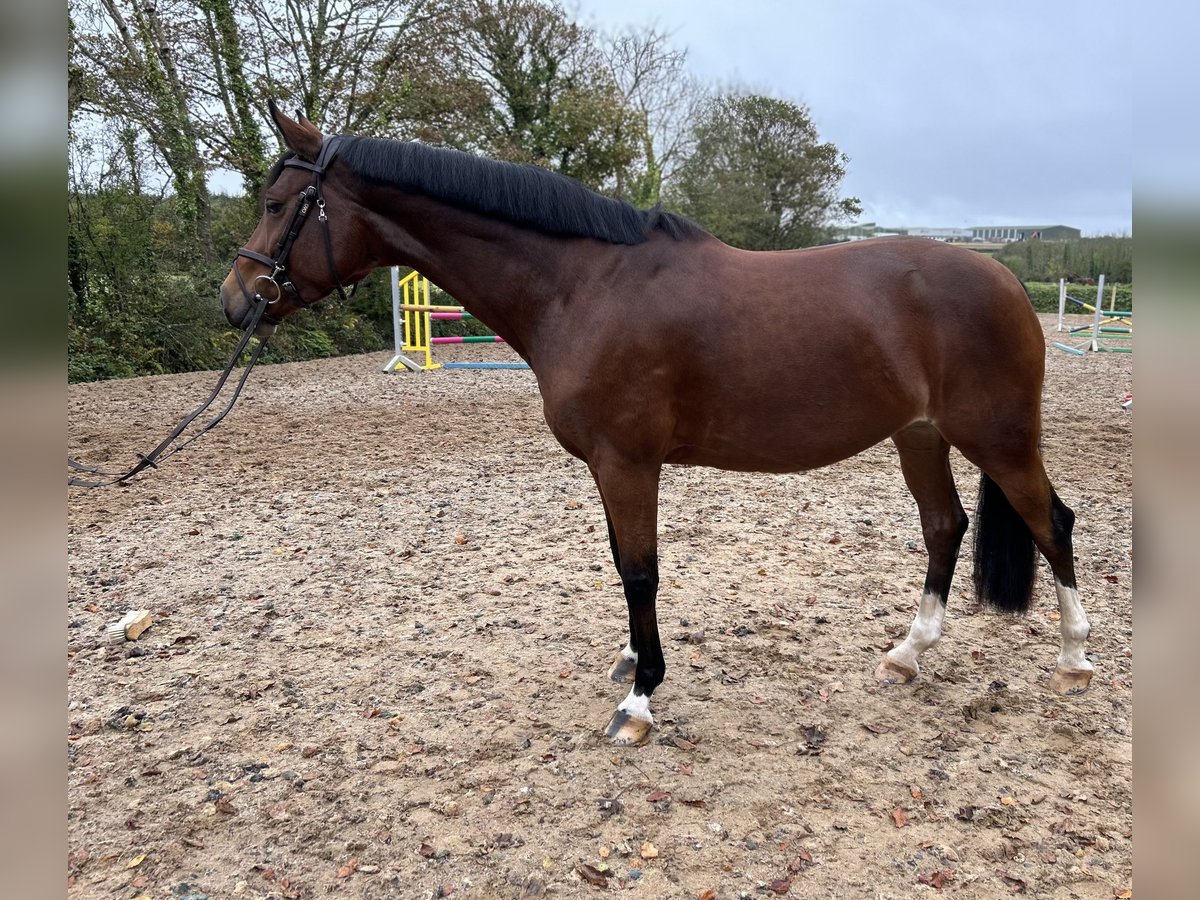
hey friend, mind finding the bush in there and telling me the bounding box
[995,237,1132,284]
[1023,281,1132,314]
[68,188,394,382]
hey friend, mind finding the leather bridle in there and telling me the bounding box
[69,137,355,487]
[232,136,354,325]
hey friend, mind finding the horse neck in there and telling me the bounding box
[362,192,597,361]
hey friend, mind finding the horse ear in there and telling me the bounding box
[267,98,323,161]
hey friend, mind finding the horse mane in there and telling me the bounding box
[335,136,704,245]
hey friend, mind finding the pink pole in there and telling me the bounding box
[430,336,506,344]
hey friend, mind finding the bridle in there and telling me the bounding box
[69,137,354,487]
[232,135,355,325]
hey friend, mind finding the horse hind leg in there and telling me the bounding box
[876,423,970,683]
[969,455,1092,693]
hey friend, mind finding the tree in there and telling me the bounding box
[604,25,707,206]
[72,0,214,255]
[450,0,639,189]
[665,93,861,250]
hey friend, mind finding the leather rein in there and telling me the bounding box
[68,137,352,488]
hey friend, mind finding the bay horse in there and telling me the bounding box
[221,103,1093,745]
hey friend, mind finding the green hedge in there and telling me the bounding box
[1024,281,1132,314]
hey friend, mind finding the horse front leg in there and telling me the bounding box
[588,473,638,685]
[591,460,663,745]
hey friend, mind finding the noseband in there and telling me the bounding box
[234,136,355,325]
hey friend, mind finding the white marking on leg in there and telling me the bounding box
[617,688,653,723]
[1055,579,1093,672]
[887,591,946,673]
[620,642,637,662]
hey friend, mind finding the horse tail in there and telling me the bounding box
[972,472,1036,613]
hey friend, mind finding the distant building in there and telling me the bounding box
[834,223,1081,243]
[907,227,973,241]
[968,224,1080,241]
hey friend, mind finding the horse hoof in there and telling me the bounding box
[605,709,652,746]
[1048,666,1093,695]
[607,653,637,683]
[875,656,918,684]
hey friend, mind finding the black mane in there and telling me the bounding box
[335,136,703,245]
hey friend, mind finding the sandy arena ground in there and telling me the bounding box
[68,315,1132,899]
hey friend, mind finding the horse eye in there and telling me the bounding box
[265,200,285,215]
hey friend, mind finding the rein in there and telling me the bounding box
[68,137,351,489]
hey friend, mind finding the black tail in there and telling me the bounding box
[972,472,1036,613]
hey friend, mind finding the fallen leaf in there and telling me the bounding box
[768,879,792,894]
[558,669,572,678]
[337,858,359,878]
[699,891,717,900]
[454,534,467,544]
[910,786,923,800]
[1114,890,1132,899]
[1000,796,1017,806]
[575,863,608,887]
[891,807,908,828]
[419,843,435,858]
[798,724,826,756]
[996,869,1027,893]
[917,869,956,890]
[126,853,146,869]
[639,841,659,859]
[646,790,670,803]
[862,722,893,734]
[788,850,814,872]
[598,846,610,859]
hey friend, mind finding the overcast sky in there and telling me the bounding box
[575,0,1132,235]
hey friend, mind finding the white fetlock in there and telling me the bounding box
[1049,579,1093,693]
[876,591,944,682]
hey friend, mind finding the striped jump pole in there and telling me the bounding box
[382,268,530,371]
[1053,274,1132,355]
[381,266,424,372]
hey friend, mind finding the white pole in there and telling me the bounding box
[1090,274,1105,351]
[381,265,422,372]
[1057,278,1066,331]
[390,265,402,357]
